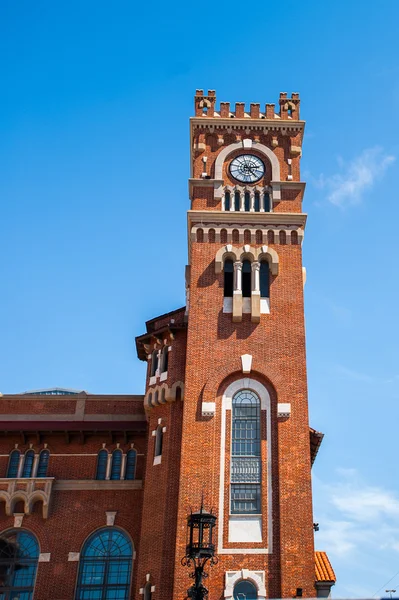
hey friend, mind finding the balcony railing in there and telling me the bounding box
[0,478,54,519]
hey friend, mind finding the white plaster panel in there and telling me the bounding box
[39,553,51,562]
[153,455,162,466]
[68,552,80,562]
[241,354,252,374]
[228,516,262,542]
[277,403,291,417]
[202,402,216,417]
[223,297,233,313]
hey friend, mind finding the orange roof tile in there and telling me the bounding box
[315,551,336,582]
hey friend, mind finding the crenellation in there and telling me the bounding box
[193,90,301,120]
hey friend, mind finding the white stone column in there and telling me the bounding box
[230,190,235,212]
[260,192,265,212]
[252,261,260,292]
[240,191,245,212]
[234,262,242,292]
[250,191,255,212]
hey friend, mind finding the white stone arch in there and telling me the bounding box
[255,245,279,275]
[215,245,240,274]
[214,141,280,182]
[218,377,272,555]
[225,569,267,599]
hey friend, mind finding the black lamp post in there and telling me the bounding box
[181,503,218,600]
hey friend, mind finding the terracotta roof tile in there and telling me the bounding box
[315,551,336,582]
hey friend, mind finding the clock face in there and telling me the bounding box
[229,154,265,183]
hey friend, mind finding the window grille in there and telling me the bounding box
[231,390,261,514]
[7,451,20,478]
[37,450,50,477]
[22,451,34,478]
[75,528,132,600]
[0,529,39,600]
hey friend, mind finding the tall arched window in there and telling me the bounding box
[37,450,50,477]
[231,390,261,514]
[244,192,250,212]
[110,450,123,480]
[75,528,133,600]
[224,191,231,211]
[242,260,252,298]
[224,260,234,297]
[96,449,108,480]
[22,450,35,478]
[264,192,271,212]
[161,347,169,373]
[234,192,240,211]
[125,450,136,480]
[150,350,158,377]
[260,261,270,298]
[234,579,258,599]
[155,427,163,458]
[254,191,260,212]
[7,450,20,478]
[0,529,39,599]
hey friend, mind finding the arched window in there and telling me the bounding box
[37,450,50,477]
[125,450,136,481]
[0,529,39,599]
[234,191,240,211]
[242,260,252,298]
[224,191,231,211]
[22,451,35,478]
[231,390,261,514]
[161,347,169,373]
[254,191,260,212]
[150,350,158,377]
[244,192,250,212]
[7,450,20,478]
[224,260,234,297]
[264,192,271,212]
[110,450,123,480]
[96,449,108,480]
[75,528,133,600]
[144,582,152,600]
[155,427,163,458]
[234,579,258,599]
[260,261,270,298]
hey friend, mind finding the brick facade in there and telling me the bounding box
[0,90,335,599]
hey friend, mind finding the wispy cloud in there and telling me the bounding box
[315,147,395,207]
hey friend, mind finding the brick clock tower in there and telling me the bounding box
[135,90,335,600]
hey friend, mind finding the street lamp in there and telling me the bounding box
[181,503,218,600]
[386,590,396,599]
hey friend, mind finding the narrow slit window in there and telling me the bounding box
[155,427,163,458]
[264,192,271,212]
[242,260,252,298]
[224,260,234,297]
[37,450,50,477]
[22,450,35,478]
[224,191,231,211]
[7,450,20,478]
[254,192,260,212]
[110,450,123,480]
[260,261,270,298]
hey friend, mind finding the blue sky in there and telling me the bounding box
[1,1,399,596]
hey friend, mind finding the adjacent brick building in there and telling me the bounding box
[0,91,335,599]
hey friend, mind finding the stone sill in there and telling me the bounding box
[53,480,142,491]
